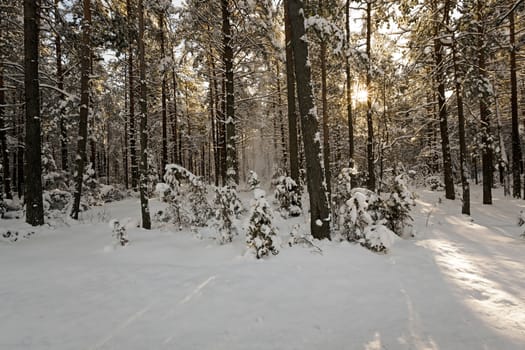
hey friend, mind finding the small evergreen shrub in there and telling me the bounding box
[274,176,302,217]
[247,189,279,258]
[214,186,240,244]
[110,219,129,246]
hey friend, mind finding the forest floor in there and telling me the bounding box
[1,185,525,350]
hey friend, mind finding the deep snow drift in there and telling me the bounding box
[1,185,524,349]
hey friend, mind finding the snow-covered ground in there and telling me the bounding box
[1,186,524,349]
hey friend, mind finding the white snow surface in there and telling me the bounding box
[1,186,525,349]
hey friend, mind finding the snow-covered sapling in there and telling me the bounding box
[247,189,279,259]
[339,188,397,252]
[214,186,240,244]
[383,175,415,237]
[274,176,302,217]
[110,219,129,246]
[248,170,260,190]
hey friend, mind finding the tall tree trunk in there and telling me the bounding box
[123,61,129,189]
[365,1,375,191]
[276,61,287,169]
[0,68,12,199]
[221,0,238,186]
[288,0,330,240]
[159,14,168,174]
[284,0,299,184]
[478,0,492,205]
[171,67,178,164]
[320,0,331,197]
[452,34,470,215]
[55,0,68,172]
[509,11,521,198]
[24,0,44,225]
[70,0,91,220]
[127,0,138,189]
[346,0,354,172]
[434,0,454,199]
[138,0,151,229]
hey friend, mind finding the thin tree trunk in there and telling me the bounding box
[127,0,138,189]
[138,0,151,229]
[509,11,521,198]
[171,67,178,164]
[452,34,470,215]
[287,0,330,240]
[284,0,299,184]
[0,68,12,199]
[55,0,68,172]
[221,0,238,186]
[70,0,91,220]
[24,0,44,225]
[123,60,129,189]
[434,0,454,200]
[276,61,287,169]
[478,0,492,205]
[365,1,375,191]
[320,0,331,198]
[346,0,354,172]
[159,14,168,173]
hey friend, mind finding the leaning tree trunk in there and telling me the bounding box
[509,11,521,198]
[24,0,44,225]
[221,0,238,186]
[138,0,151,229]
[287,0,330,240]
[284,0,300,184]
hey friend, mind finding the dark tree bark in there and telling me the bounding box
[171,67,178,164]
[127,0,138,189]
[24,0,44,225]
[509,11,521,198]
[138,0,151,229]
[159,14,168,174]
[345,0,354,171]
[0,67,12,199]
[276,62,287,169]
[365,1,375,191]
[434,0,454,200]
[478,1,492,205]
[287,0,330,240]
[221,0,238,186]
[123,62,129,189]
[55,0,68,172]
[70,0,91,220]
[320,0,331,198]
[452,34,470,215]
[284,0,300,184]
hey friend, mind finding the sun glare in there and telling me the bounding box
[354,88,368,103]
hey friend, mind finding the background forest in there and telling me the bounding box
[1,0,525,238]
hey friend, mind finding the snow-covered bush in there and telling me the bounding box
[42,146,68,191]
[81,163,103,207]
[247,189,279,259]
[339,188,397,252]
[383,175,415,237]
[214,186,240,244]
[99,185,126,203]
[43,189,72,212]
[425,176,444,191]
[333,167,358,227]
[288,224,322,254]
[248,170,260,190]
[187,176,211,227]
[274,176,302,217]
[110,219,129,247]
[156,164,212,228]
[155,169,189,228]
